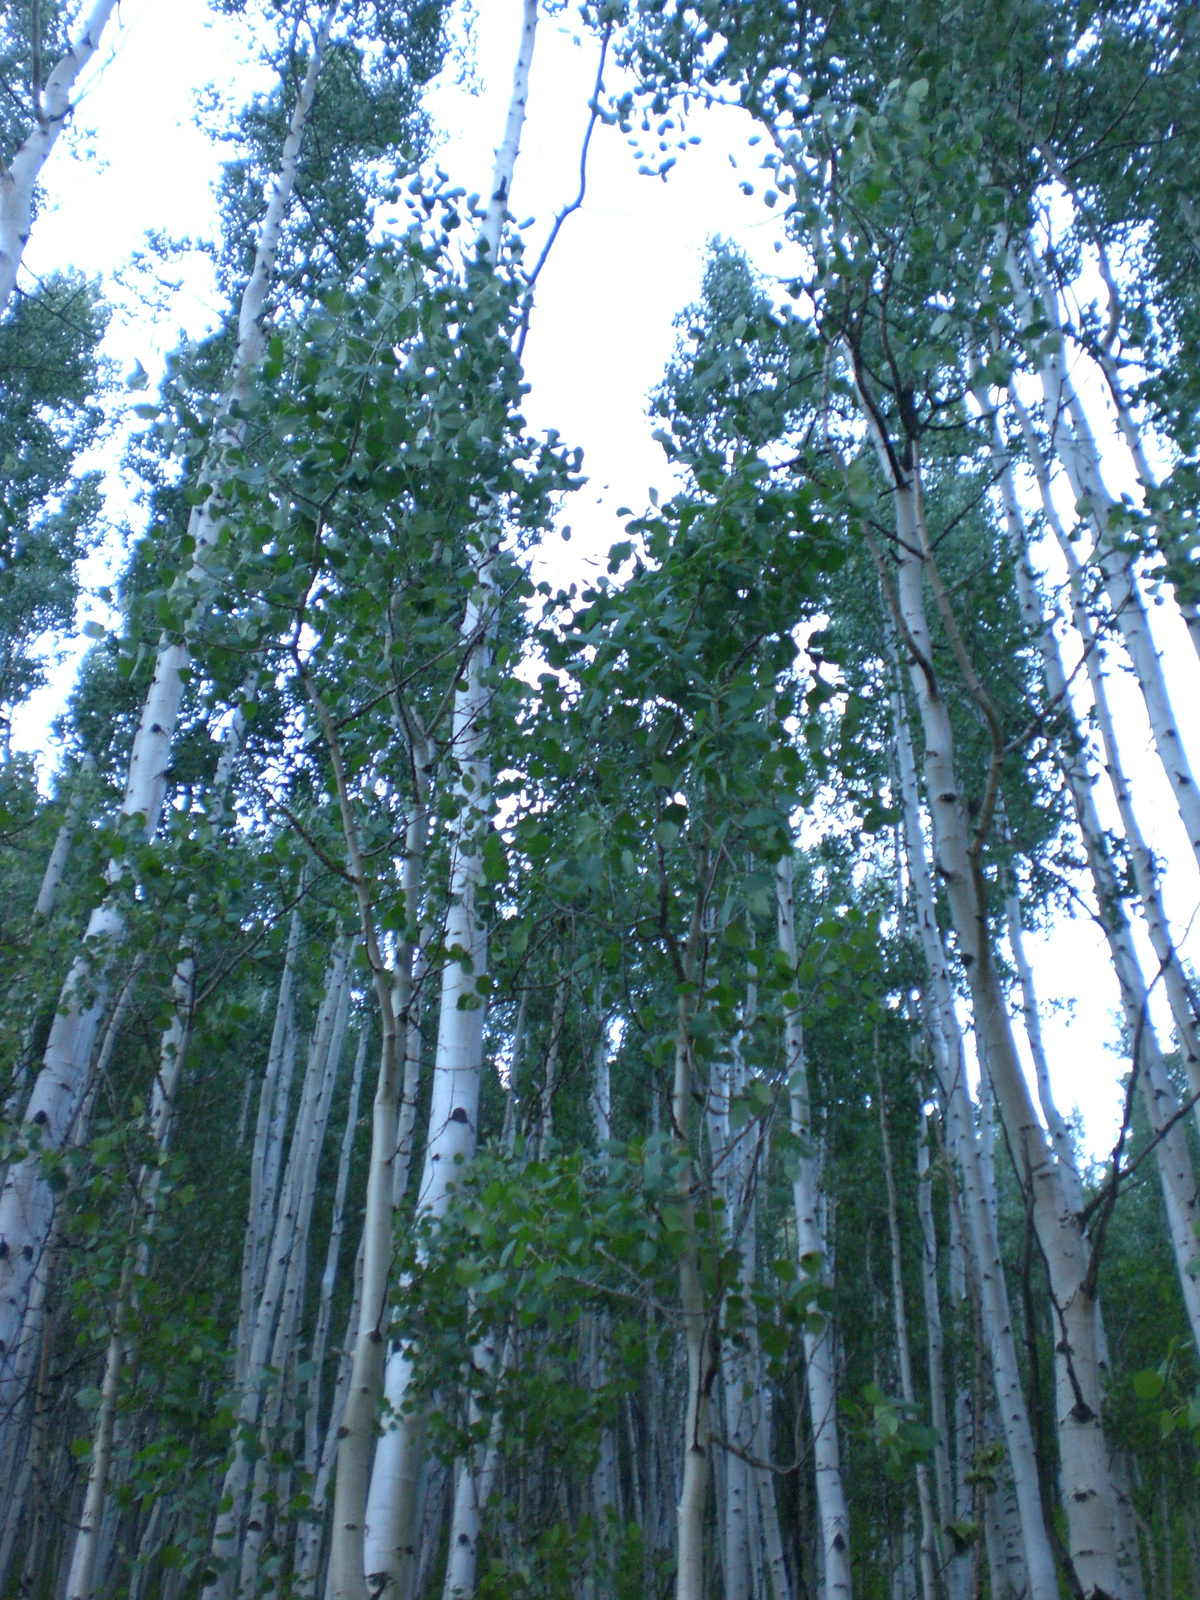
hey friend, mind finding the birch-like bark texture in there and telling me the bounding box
[707,989,759,1600]
[1004,387,1200,1126]
[916,1114,964,1600]
[989,387,1200,1347]
[237,894,306,1390]
[358,10,539,1593]
[672,988,718,1600]
[1009,243,1200,873]
[1085,281,1200,666]
[0,3,341,1382]
[63,939,197,1600]
[876,1070,939,1600]
[203,937,351,1600]
[0,0,123,316]
[33,753,95,919]
[237,962,351,1597]
[869,416,1121,1597]
[778,854,852,1600]
[440,1326,510,1599]
[300,1023,369,1535]
[889,629,1059,1600]
[4,757,99,1123]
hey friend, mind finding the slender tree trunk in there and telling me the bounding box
[0,3,341,1374]
[358,11,539,1593]
[989,389,1200,1352]
[917,1112,965,1600]
[536,973,568,1160]
[0,0,124,315]
[203,938,351,1599]
[238,894,307,1390]
[871,419,1121,1597]
[237,957,351,1596]
[876,1068,939,1600]
[1003,388,1200,1132]
[1010,242,1200,873]
[440,1329,510,1599]
[64,941,197,1600]
[33,754,95,920]
[890,649,1059,1600]
[778,855,852,1600]
[707,997,757,1600]
[673,996,718,1600]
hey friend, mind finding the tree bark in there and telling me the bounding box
[874,432,1120,1598]
[358,10,539,1592]
[778,855,852,1600]
[0,0,123,316]
[1011,242,1200,875]
[0,1,341,1376]
[889,623,1059,1600]
[876,1068,939,1600]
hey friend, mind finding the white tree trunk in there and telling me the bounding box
[63,938,197,1600]
[237,894,306,1390]
[916,1115,965,1600]
[877,1078,939,1600]
[33,754,95,919]
[673,1013,717,1600]
[204,938,351,1599]
[440,1329,510,1599]
[778,855,852,1600]
[0,3,340,1375]
[989,386,1200,1352]
[707,995,759,1600]
[1011,243,1200,873]
[889,630,1058,1600]
[1004,387,1200,1130]
[0,0,123,316]
[238,959,351,1597]
[358,11,539,1592]
[877,436,1120,1598]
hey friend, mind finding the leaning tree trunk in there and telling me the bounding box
[987,384,1200,1355]
[1003,386,1200,1132]
[0,3,341,1380]
[891,681,1057,1600]
[1010,242,1200,875]
[0,0,124,316]
[870,422,1121,1598]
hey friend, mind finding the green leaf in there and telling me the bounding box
[1132,1368,1164,1401]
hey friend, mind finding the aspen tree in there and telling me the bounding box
[356,9,539,1594]
[238,893,308,1389]
[778,854,852,1600]
[0,0,124,317]
[707,980,760,1600]
[915,1114,964,1600]
[981,389,1200,1356]
[203,938,352,1599]
[1003,387,1200,1128]
[1007,242,1200,873]
[864,412,1121,1595]
[891,686,1058,1600]
[0,1,342,1378]
[876,1068,939,1600]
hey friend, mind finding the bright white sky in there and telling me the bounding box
[13,0,1200,1159]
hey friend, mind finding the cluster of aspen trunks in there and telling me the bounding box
[1,2,1199,1600]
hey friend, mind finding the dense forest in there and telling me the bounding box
[1,1,1198,1598]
